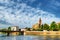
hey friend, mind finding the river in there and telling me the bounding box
[0,35,60,40]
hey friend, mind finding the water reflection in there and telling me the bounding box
[12,36,16,40]
[41,35,60,40]
[19,35,60,40]
[0,35,60,40]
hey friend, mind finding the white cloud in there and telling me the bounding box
[27,0,36,3]
[17,0,36,3]
[0,0,60,28]
[0,0,10,4]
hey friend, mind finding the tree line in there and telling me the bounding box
[33,21,60,31]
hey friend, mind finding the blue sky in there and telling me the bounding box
[0,0,60,28]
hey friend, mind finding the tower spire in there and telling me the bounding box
[39,18,42,27]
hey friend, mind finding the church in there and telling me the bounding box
[32,18,42,30]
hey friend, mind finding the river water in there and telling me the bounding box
[0,35,60,40]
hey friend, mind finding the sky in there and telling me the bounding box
[0,0,60,28]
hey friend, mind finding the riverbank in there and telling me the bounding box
[24,31,60,35]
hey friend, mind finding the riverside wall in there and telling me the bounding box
[24,31,60,35]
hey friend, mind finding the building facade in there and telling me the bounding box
[32,18,42,30]
[11,26,19,31]
[21,28,27,31]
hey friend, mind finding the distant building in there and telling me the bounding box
[21,28,27,31]
[32,18,42,30]
[32,23,39,30]
[57,22,60,25]
[11,26,19,31]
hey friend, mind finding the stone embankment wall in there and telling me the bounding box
[24,31,60,35]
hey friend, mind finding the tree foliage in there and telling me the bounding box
[8,27,11,31]
[32,21,60,31]
[43,23,49,31]
[50,21,58,31]
[25,27,31,31]
[57,23,60,30]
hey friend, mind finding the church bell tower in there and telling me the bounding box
[39,18,42,27]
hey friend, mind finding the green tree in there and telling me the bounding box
[8,27,11,31]
[57,23,60,30]
[1,28,7,34]
[39,24,44,31]
[43,23,49,31]
[1,28,7,31]
[25,27,31,31]
[50,21,58,31]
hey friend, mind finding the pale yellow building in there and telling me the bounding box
[32,23,39,30]
[32,18,42,30]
